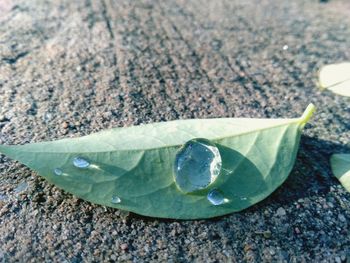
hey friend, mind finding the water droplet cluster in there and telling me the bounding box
[53,157,122,204]
[174,138,229,206]
[52,138,231,208]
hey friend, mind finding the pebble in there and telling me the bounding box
[263,230,272,239]
[338,214,346,223]
[61,122,69,129]
[14,182,29,194]
[327,202,334,208]
[120,243,128,250]
[243,244,253,252]
[276,207,286,216]
[0,194,8,202]
[255,230,271,239]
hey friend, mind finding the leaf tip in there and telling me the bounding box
[299,103,316,128]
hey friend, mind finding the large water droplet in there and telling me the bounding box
[53,168,63,176]
[174,138,222,193]
[73,157,90,168]
[207,189,225,205]
[111,195,121,204]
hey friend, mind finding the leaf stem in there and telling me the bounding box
[299,103,316,128]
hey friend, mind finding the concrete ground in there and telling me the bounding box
[0,0,350,261]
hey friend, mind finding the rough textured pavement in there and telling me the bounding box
[1,0,350,261]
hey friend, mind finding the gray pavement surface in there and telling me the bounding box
[0,0,350,261]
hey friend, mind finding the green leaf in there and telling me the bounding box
[331,154,350,192]
[318,62,350,97]
[0,104,315,219]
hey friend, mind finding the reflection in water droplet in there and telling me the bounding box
[207,189,225,205]
[54,168,63,176]
[73,157,90,168]
[283,45,289,50]
[240,197,247,200]
[174,138,222,193]
[111,195,121,204]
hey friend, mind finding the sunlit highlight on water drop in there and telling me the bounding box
[73,157,90,168]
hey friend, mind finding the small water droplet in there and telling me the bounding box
[283,45,289,50]
[111,195,121,204]
[73,157,90,168]
[240,197,247,200]
[207,189,225,206]
[54,168,63,176]
[174,138,222,193]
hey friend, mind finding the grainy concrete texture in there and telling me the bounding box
[0,0,350,262]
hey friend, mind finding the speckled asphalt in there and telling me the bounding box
[0,0,350,261]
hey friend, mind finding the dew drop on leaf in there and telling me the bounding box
[53,168,63,176]
[73,157,90,168]
[174,138,222,193]
[111,195,121,204]
[207,189,225,206]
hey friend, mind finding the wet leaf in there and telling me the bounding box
[0,104,315,219]
[331,154,350,192]
[318,62,350,97]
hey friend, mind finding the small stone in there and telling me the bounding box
[335,256,341,263]
[170,229,176,237]
[263,230,272,239]
[327,202,334,208]
[0,194,8,202]
[120,243,128,250]
[255,230,272,238]
[338,214,346,223]
[276,207,286,216]
[244,244,253,252]
[62,122,69,129]
[295,227,301,234]
[14,182,28,194]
